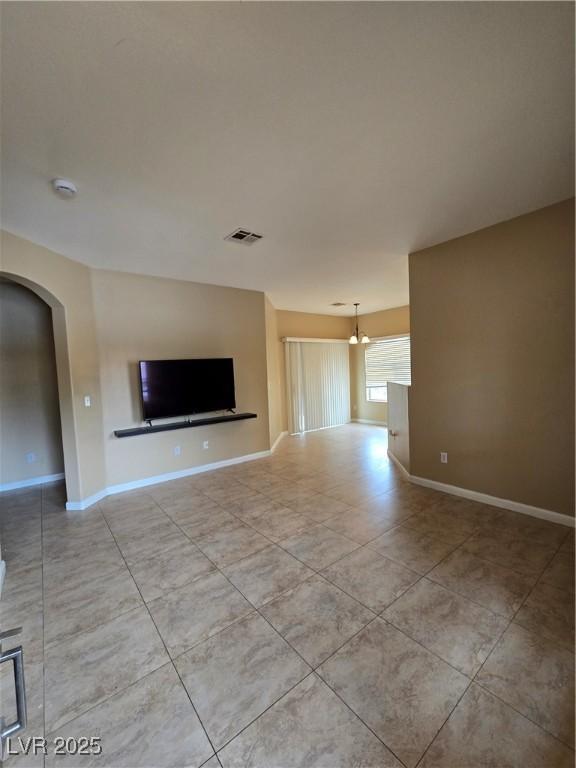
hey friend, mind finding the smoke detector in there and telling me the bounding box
[51,178,77,198]
[224,228,263,245]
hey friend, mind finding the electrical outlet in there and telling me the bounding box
[173,446,181,457]
[203,441,209,450]
[84,395,91,408]
[25,452,37,464]
[440,452,448,464]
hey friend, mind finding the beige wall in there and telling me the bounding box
[350,306,410,424]
[92,270,270,487]
[275,310,352,431]
[0,281,64,485]
[276,310,352,341]
[409,199,575,517]
[1,230,106,502]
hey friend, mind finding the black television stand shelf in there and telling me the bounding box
[114,412,257,438]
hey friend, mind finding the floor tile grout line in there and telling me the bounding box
[305,606,487,766]
[206,654,411,768]
[96,500,222,764]
[439,533,576,754]
[155,505,361,756]
[413,678,474,768]
[510,535,569,618]
[480,533,573,668]
[382,612,480,678]
[318,564,419,616]
[153,489,427,763]
[161,495,314,574]
[43,659,177,741]
[164,511,318,673]
[457,529,569,580]
[310,665,410,768]
[39,507,171,735]
[472,679,576,752]
[134,491,319,678]
[152,484,371,583]
[468,533,572,684]
[210,671,316,757]
[280,512,574,764]
[232,467,401,513]
[399,570,520,624]
[417,526,549,621]
[401,504,533,758]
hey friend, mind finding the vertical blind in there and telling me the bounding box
[285,341,350,434]
[365,335,411,402]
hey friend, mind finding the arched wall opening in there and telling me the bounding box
[0,271,82,502]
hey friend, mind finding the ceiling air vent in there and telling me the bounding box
[331,302,347,307]
[225,228,263,245]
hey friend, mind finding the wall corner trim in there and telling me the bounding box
[409,474,575,528]
[65,448,272,511]
[271,431,288,453]
[0,472,65,492]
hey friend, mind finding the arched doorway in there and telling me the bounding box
[0,271,82,503]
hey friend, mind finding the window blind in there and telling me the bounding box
[365,335,411,401]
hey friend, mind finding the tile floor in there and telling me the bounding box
[0,424,574,767]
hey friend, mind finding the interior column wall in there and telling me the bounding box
[264,297,284,447]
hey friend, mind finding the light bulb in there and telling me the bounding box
[361,334,370,344]
[349,335,358,345]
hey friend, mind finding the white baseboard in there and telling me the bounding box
[271,431,288,453]
[0,472,65,493]
[352,418,388,426]
[65,488,109,511]
[410,474,575,528]
[0,560,5,596]
[65,449,272,511]
[386,449,410,478]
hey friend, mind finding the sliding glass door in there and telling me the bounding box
[284,340,350,434]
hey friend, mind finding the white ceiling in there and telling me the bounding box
[1,2,573,315]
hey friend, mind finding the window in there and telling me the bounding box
[365,334,411,402]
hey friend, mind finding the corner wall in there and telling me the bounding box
[409,199,575,517]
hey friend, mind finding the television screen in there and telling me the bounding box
[138,358,236,421]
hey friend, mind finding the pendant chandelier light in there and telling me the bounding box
[349,303,370,345]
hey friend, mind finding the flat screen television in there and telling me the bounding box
[138,358,236,421]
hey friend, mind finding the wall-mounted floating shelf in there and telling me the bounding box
[114,412,257,438]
